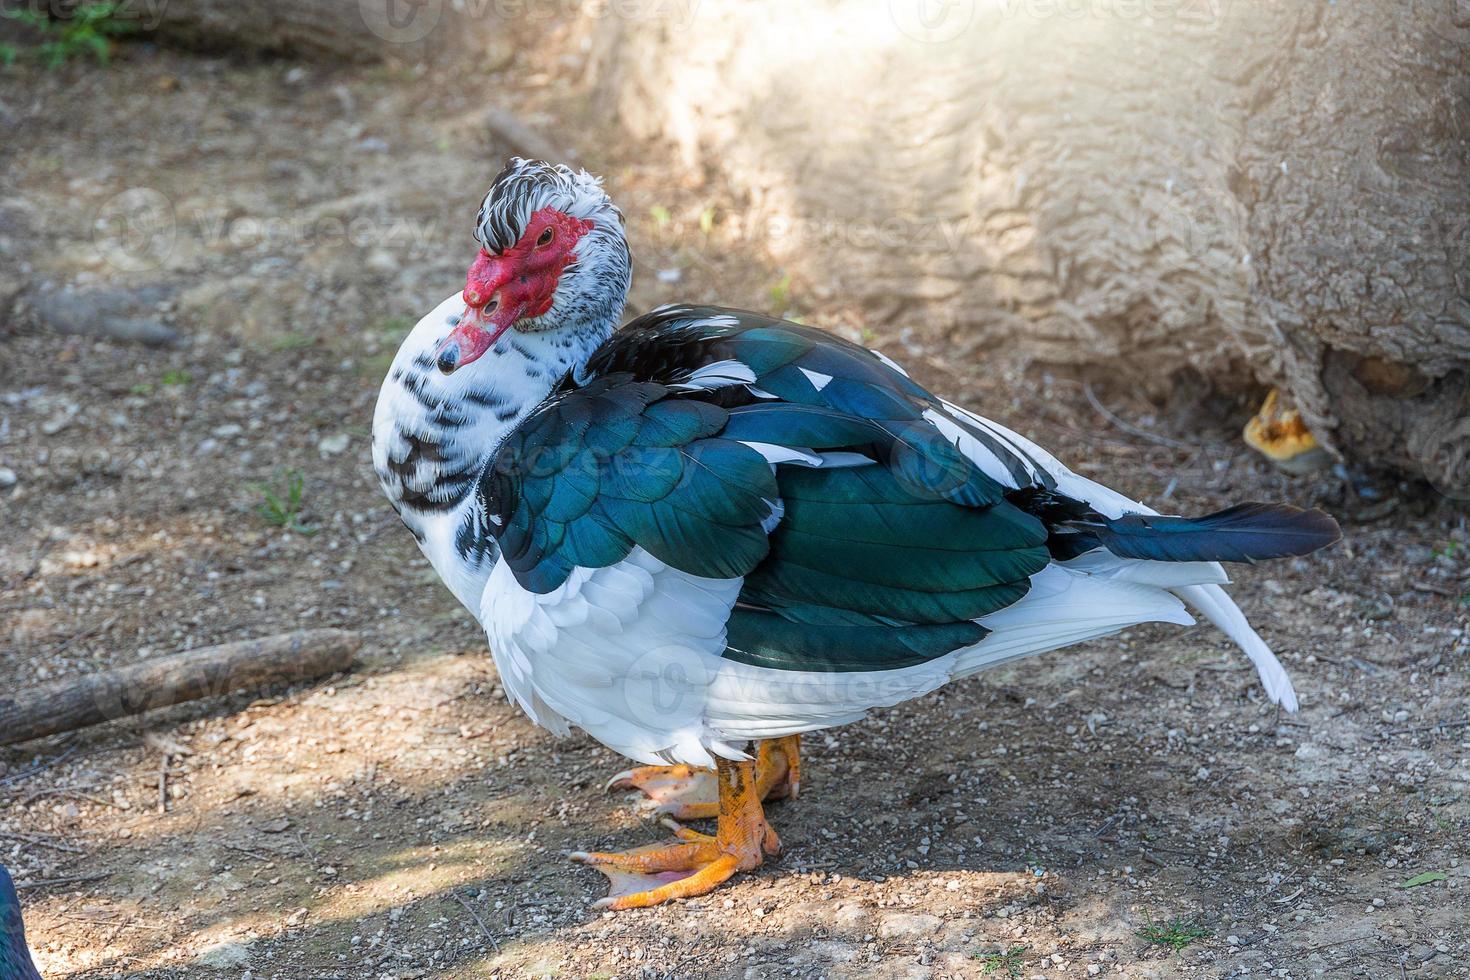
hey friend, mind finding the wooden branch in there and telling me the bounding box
[0,629,359,747]
[482,107,563,164]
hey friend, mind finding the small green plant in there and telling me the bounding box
[1432,540,1459,559]
[648,204,672,229]
[271,332,315,351]
[768,272,792,309]
[1138,916,1211,952]
[974,945,1026,977]
[698,206,716,236]
[0,42,17,67]
[129,381,154,396]
[2,2,136,68]
[161,369,191,386]
[254,469,317,535]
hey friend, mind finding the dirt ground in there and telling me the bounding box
[2,36,1469,980]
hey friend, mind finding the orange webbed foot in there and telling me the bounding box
[605,763,719,820]
[605,736,800,821]
[576,751,786,910]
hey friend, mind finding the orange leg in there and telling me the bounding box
[605,735,800,820]
[572,750,782,910]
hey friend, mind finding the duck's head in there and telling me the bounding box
[435,158,631,375]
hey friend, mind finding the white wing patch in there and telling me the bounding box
[798,367,834,391]
[480,546,1236,765]
[869,348,910,376]
[933,400,1299,709]
[673,358,758,391]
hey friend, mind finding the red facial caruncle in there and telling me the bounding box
[434,206,595,374]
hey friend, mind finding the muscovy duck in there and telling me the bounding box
[2,866,43,980]
[373,159,1340,910]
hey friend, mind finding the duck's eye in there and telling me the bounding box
[535,227,555,249]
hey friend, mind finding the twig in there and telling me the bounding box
[1,537,53,593]
[291,828,320,867]
[0,831,83,854]
[15,872,110,891]
[451,890,501,951]
[52,615,118,657]
[220,841,275,862]
[1381,718,1470,737]
[20,788,122,809]
[481,106,561,164]
[157,753,169,814]
[0,746,78,787]
[1082,382,1193,450]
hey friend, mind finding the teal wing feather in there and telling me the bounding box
[489,308,1051,672]
[488,375,778,594]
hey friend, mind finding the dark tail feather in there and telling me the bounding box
[1064,502,1341,564]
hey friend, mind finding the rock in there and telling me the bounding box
[365,249,398,273]
[29,285,183,348]
[877,912,942,939]
[196,940,251,969]
[0,466,15,488]
[40,413,72,435]
[318,432,350,455]
[833,903,870,932]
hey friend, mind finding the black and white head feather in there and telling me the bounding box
[474,158,631,338]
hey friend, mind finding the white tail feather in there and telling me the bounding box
[1173,584,1299,711]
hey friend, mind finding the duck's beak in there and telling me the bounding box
[434,249,525,374]
[434,302,514,374]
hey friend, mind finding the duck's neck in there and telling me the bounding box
[372,294,615,612]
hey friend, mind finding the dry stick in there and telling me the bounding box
[481,107,562,164]
[15,872,110,891]
[0,746,78,786]
[1381,718,1470,737]
[451,891,501,952]
[0,629,360,747]
[0,831,83,854]
[1082,381,1194,450]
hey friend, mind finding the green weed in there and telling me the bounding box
[2,2,136,68]
[254,469,317,535]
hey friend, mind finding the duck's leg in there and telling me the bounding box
[572,751,781,910]
[604,735,800,820]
